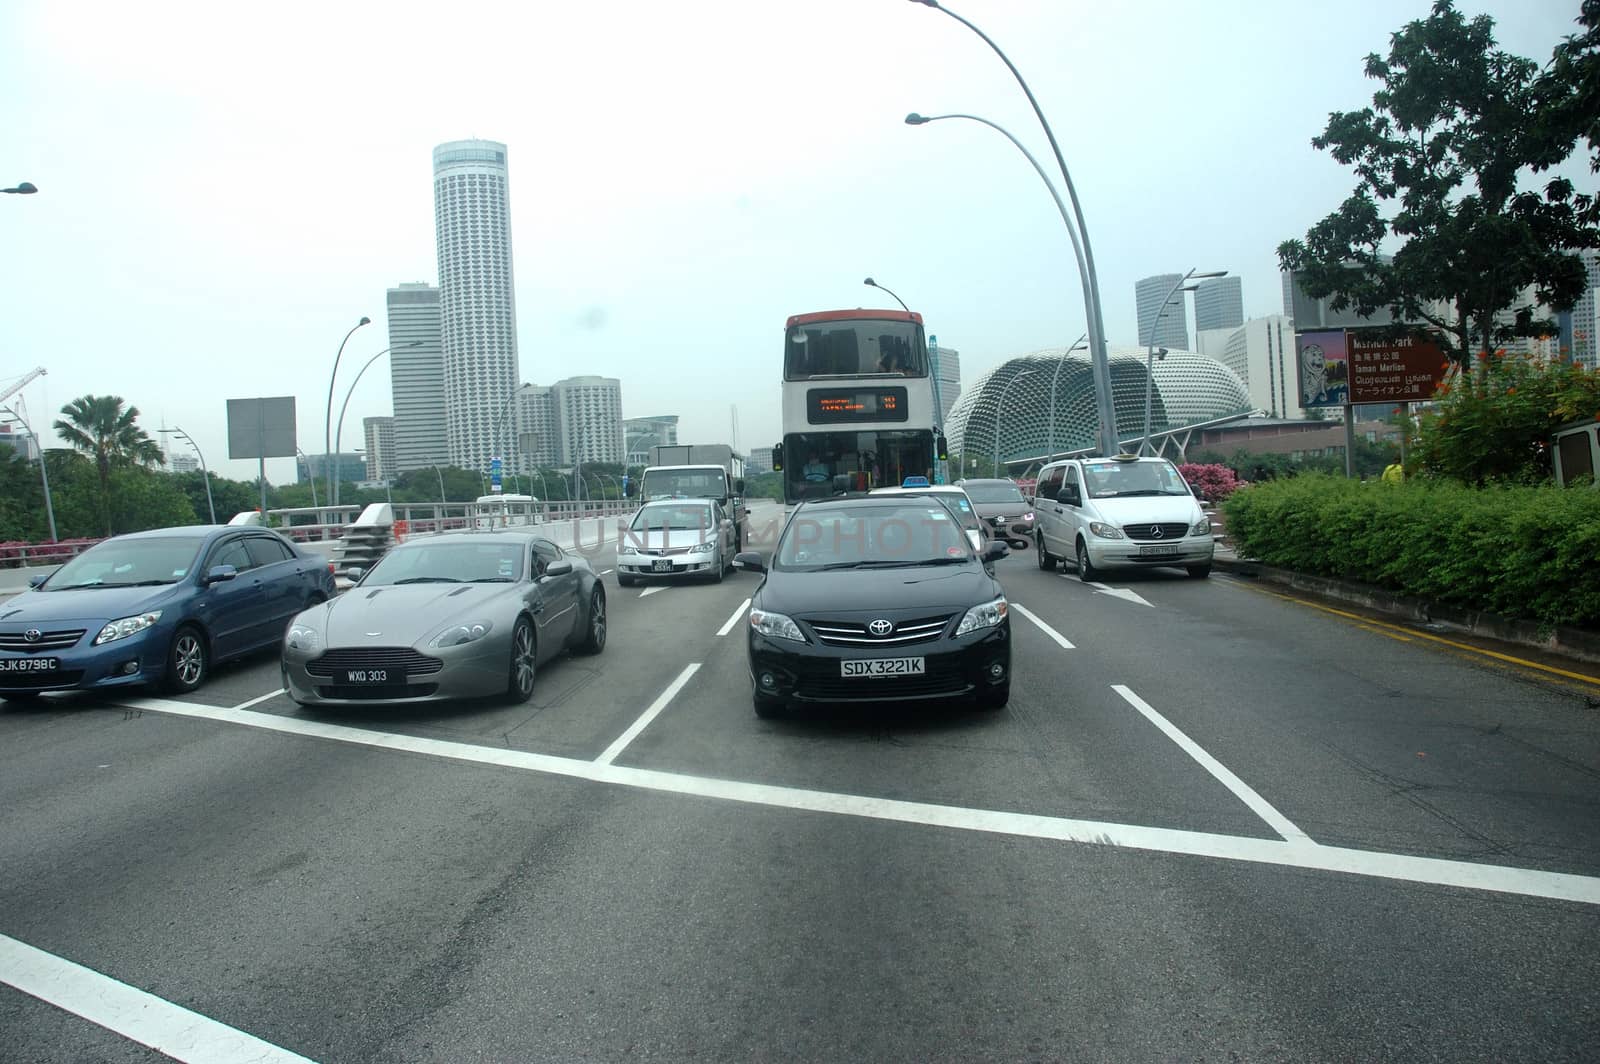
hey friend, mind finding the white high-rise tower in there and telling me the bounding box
[433,139,520,474]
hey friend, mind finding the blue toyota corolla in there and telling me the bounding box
[0,525,336,702]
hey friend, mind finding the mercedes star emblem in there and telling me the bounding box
[1150,525,1164,539]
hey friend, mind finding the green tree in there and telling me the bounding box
[1277,1,1600,369]
[52,394,165,535]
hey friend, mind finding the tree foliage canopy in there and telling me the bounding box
[1278,1,1600,368]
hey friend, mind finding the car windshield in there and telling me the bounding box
[45,537,206,588]
[1082,461,1193,498]
[361,541,524,585]
[775,503,972,570]
[630,504,715,531]
[962,482,1026,505]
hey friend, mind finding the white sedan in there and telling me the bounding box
[616,499,737,586]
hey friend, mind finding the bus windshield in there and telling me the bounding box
[786,318,927,379]
[782,429,935,502]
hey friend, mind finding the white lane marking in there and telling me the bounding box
[113,695,1600,907]
[639,587,667,598]
[1084,581,1154,607]
[1010,603,1074,649]
[0,933,315,1064]
[594,664,702,765]
[1112,684,1311,843]
[231,690,283,711]
[717,599,752,637]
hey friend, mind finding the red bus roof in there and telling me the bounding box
[786,308,924,328]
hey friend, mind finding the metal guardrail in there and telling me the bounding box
[0,538,102,567]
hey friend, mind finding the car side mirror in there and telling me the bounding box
[27,574,48,589]
[204,564,238,585]
[734,551,765,573]
[543,559,574,578]
[342,566,365,582]
[1057,485,1080,506]
[734,477,746,494]
[983,540,1010,562]
[1192,487,1208,503]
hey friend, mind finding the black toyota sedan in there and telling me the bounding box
[734,495,1011,718]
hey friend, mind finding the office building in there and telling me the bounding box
[167,453,200,474]
[434,139,521,474]
[1194,276,1244,333]
[624,415,680,465]
[1281,267,1397,329]
[363,416,396,481]
[386,282,446,472]
[1217,316,1303,419]
[930,343,962,423]
[1564,249,1600,368]
[747,446,774,474]
[515,386,559,467]
[0,424,39,461]
[298,453,367,486]
[1136,274,1192,350]
[553,375,625,466]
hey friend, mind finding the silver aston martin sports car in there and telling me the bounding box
[280,530,606,706]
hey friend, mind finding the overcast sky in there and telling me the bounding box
[1,0,1588,482]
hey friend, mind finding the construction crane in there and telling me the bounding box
[0,367,46,406]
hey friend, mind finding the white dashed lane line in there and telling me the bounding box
[717,599,752,637]
[1010,603,1074,649]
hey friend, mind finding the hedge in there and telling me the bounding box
[1222,474,1600,629]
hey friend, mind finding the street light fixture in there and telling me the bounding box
[295,448,320,510]
[1045,332,1090,464]
[1141,269,1227,454]
[864,276,949,483]
[491,383,536,489]
[323,316,372,511]
[332,341,423,501]
[162,428,216,523]
[904,0,1119,458]
[992,369,1035,476]
[2,182,37,195]
[1,404,56,541]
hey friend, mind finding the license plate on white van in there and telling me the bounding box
[1138,544,1180,556]
[842,658,925,678]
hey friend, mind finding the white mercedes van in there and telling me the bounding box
[1031,454,1214,580]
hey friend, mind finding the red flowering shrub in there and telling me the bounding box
[1178,463,1242,502]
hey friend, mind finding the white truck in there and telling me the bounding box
[633,444,748,550]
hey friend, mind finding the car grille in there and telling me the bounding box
[315,683,441,700]
[1122,523,1191,541]
[0,629,86,652]
[804,614,953,647]
[792,657,970,702]
[0,670,84,689]
[305,647,445,677]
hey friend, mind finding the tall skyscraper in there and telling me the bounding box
[363,416,396,481]
[1136,274,1191,350]
[553,376,625,465]
[1564,249,1600,368]
[930,343,962,423]
[1194,276,1244,333]
[434,139,520,474]
[386,282,446,472]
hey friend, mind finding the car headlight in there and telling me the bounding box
[1088,521,1124,539]
[93,611,161,646]
[432,620,494,648]
[749,608,806,643]
[1022,512,1035,522]
[690,540,716,554]
[285,623,321,653]
[1191,516,1212,536]
[955,596,1008,636]
[619,544,641,555]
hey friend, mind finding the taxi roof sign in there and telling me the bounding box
[901,475,931,487]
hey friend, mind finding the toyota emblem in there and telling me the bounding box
[22,628,41,643]
[1149,525,1164,539]
[868,619,894,637]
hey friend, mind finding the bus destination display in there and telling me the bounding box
[807,388,909,423]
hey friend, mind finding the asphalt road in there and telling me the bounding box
[4,499,1600,1062]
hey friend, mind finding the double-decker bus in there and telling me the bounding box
[771,308,947,507]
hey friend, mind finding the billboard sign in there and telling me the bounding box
[1295,330,1349,408]
[1346,327,1449,404]
[226,397,297,460]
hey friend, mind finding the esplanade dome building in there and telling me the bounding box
[945,345,1252,470]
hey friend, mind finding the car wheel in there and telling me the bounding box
[579,588,607,654]
[306,592,327,609]
[164,625,209,694]
[1075,539,1099,583]
[506,617,537,703]
[1037,534,1057,571]
[617,572,637,588]
[752,690,786,719]
[709,553,725,583]
[977,684,1010,711]
[1186,563,1212,579]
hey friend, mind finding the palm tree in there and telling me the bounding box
[53,394,165,535]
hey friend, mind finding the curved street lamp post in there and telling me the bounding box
[323,317,372,511]
[992,370,1035,476]
[295,448,320,511]
[169,429,216,523]
[905,0,1118,457]
[1,404,56,541]
[1141,269,1227,454]
[332,341,423,501]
